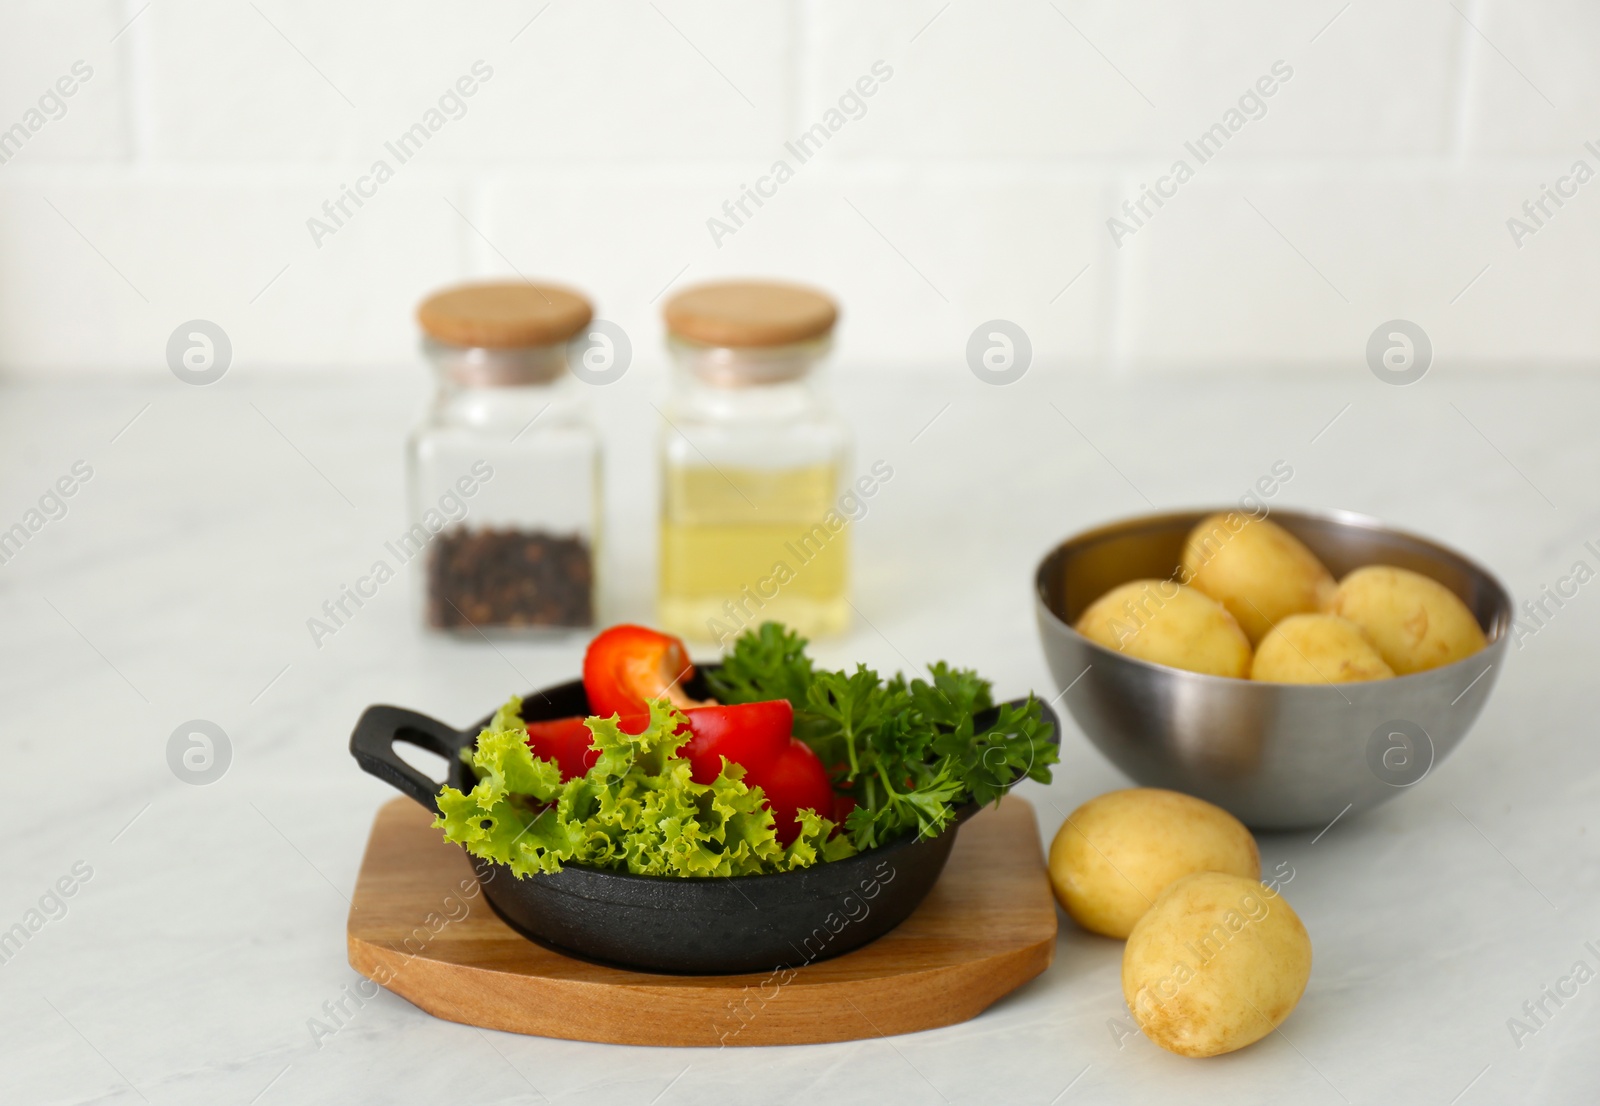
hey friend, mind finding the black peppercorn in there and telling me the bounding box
[427,528,593,629]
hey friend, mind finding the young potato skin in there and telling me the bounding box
[1075,579,1252,678]
[1181,513,1336,645]
[1250,613,1395,684]
[1049,788,1260,939]
[1123,872,1312,1058]
[1325,565,1487,675]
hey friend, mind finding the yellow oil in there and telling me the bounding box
[659,463,850,642]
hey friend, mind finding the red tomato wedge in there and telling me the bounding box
[523,716,602,781]
[759,738,835,846]
[678,700,792,786]
[582,624,702,719]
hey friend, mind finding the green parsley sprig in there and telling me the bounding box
[707,622,1057,850]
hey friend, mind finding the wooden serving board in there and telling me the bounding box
[347,796,1056,1047]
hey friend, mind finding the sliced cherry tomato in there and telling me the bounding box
[582,624,702,719]
[680,700,792,786]
[753,738,835,846]
[524,716,601,781]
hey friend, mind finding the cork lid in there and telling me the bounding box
[663,280,838,348]
[417,281,593,349]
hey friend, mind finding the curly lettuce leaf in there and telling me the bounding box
[434,696,852,879]
[433,703,572,876]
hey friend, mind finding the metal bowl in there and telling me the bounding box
[351,668,1058,974]
[1034,507,1511,830]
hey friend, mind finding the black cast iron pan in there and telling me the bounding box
[350,668,1058,975]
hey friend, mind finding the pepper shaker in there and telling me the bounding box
[408,280,601,633]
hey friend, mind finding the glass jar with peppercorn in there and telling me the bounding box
[657,280,853,644]
[409,281,599,633]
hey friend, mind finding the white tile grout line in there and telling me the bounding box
[786,0,806,148]
[1449,0,1555,109]
[1101,175,1132,374]
[123,0,155,165]
[1445,0,1484,166]
[12,157,1600,187]
[13,156,1600,226]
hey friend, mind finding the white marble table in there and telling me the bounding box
[0,367,1594,1106]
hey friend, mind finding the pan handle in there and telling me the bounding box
[349,705,471,811]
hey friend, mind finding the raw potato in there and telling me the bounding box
[1250,613,1395,685]
[1326,565,1487,675]
[1123,872,1312,1058]
[1049,789,1260,939]
[1181,513,1337,645]
[1075,580,1252,678]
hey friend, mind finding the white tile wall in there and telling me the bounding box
[480,168,1112,369]
[0,0,1595,375]
[1115,167,1600,370]
[0,1,130,164]
[1463,0,1600,156]
[0,172,468,371]
[803,2,1460,159]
